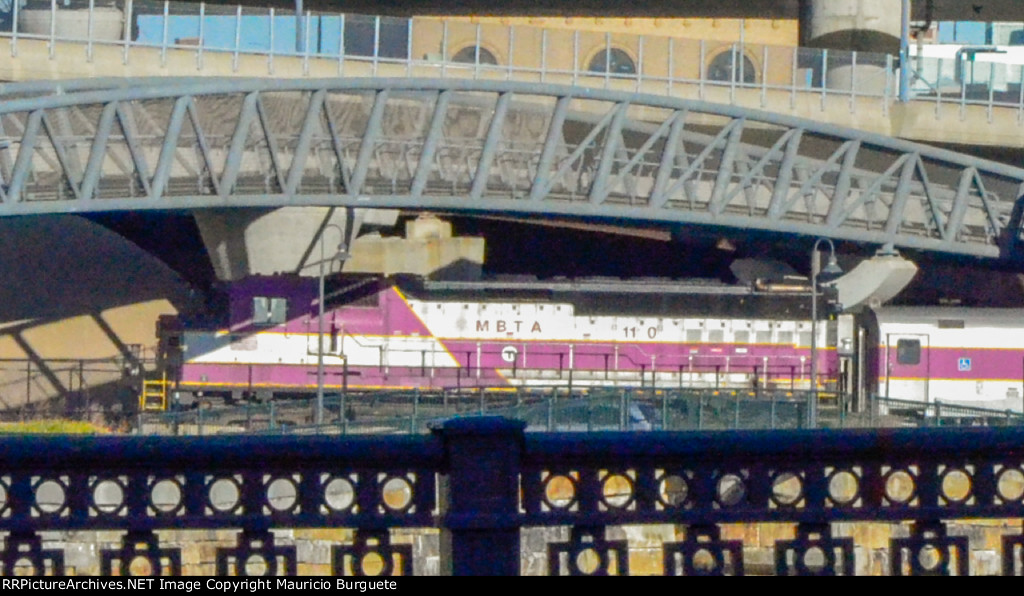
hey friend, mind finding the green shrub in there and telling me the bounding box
[0,420,111,434]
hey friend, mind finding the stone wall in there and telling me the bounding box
[32,519,1023,576]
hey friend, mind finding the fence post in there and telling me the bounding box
[25,360,31,409]
[341,391,348,435]
[411,389,419,434]
[661,390,668,431]
[86,0,95,62]
[79,360,87,420]
[48,0,55,59]
[435,417,524,575]
[620,390,627,430]
[10,0,18,57]
[549,387,557,431]
[122,0,133,65]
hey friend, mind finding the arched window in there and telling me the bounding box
[451,46,498,65]
[707,50,757,84]
[587,48,636,75]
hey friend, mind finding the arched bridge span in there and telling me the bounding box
[1,77,1023,260]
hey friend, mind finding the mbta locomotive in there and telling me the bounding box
[151,274,1024,414]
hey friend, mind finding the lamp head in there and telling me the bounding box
[820,254,843,280]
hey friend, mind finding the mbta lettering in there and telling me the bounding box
[475,320,543,334]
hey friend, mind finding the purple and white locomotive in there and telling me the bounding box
[154,275,1024,414]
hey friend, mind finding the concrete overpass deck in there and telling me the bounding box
[3,7,1024,150]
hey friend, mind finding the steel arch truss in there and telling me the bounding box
[1,78,1023,259]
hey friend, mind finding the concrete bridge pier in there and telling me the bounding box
[194,207,400,282]
[801,0,902,95]
[195,207,486,282]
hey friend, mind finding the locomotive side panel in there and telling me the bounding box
[160,276,840,404]
[403,289,826,390]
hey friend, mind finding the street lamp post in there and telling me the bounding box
[809,238,842,428]
[316,224,349,427]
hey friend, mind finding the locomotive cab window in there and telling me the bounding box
[896,338,921,365]
[253,297,287,326]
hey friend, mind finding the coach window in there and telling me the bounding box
[707,49,756,84]
[896,339,921,365]
[452,46,498,65]
[253,297,288,326]
[588,48,636,75]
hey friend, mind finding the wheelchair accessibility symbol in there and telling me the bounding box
[958,357,971,372]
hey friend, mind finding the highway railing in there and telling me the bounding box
[9,0,1024,117]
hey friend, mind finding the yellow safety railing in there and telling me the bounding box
[139,374,169,412]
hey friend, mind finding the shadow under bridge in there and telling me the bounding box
[1,77,1024,260]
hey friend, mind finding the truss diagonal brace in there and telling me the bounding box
[529,95,572,202]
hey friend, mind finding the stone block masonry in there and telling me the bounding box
[29,520,1022,576]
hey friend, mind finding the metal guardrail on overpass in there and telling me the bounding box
[0,77,1023,259]
[7,2,1024,131]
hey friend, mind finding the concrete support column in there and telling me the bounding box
[802,0,902,52]
[194,207,398,282]
[195,208,485,282]
[801,0,902,94]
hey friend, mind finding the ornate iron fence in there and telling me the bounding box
[1,418,1024,575]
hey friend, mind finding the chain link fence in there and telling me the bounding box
[135,387,1024,436]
